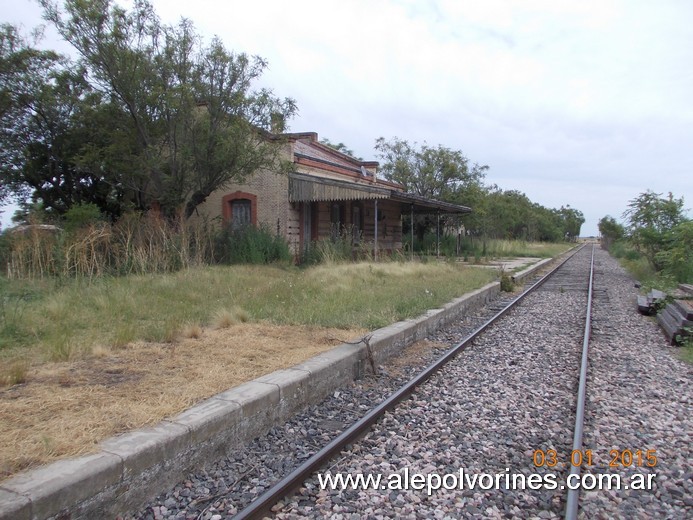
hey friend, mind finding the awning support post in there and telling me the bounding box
[374,199,378,262]
[410,204,414,261]
[436,211,440,258]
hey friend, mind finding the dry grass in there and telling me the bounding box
[0,322,365,481]
[0,259,506,481]
[1,359,28,387]
[181,323,203,339]
[213,307,250,329]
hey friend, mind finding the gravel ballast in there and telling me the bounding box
[130,247,691,519]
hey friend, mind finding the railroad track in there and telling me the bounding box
[136,245,690,519]
[227,245,597,519]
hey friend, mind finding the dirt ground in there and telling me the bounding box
[0,322,377,480]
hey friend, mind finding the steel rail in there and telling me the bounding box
[233,245,586,520]
[565,244,595,520]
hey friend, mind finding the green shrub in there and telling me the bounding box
[609,240,632,259]
[63,203,103,234]
[656,221,693,284]
[500,270,515,292]
[215,224,291,265]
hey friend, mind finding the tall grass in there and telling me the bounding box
[0,262,497,363]
[4,213,215,279]
[609,239,679,292]
[405,233,573,260]
[0,276,48,350]
[299,226,370,265]
[214,224,292,265]
[476,239,573,258]
[5,226,60,279]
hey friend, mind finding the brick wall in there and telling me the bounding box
[191,140,404,258]
[192,142,302,254]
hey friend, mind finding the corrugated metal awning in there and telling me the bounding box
[390,192,472,214]
[289,173,391,202]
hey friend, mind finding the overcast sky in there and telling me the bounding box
[2,0,692,236]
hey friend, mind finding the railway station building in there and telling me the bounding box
[193,131,472,260]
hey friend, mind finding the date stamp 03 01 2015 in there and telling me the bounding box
[532,448,658,469]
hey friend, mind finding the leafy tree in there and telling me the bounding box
[655,220,693,283]
[2,56,130,220]
[0,23,145,220]
[63,202,104,233]
[0,23,62,207]
[452,182,492,237]
[0,185,9,214]
[375,136,487,200]
[557,205,585,242]
[39,0,297,218]
[623,190,686,270]
[0,24,59,119]
[477,189,538,240]
[375,137,488,241]
[598,215,625,251]
[453,187,581,243]
[374,136,583,245]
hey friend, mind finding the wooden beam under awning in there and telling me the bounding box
[389,192,472,214]
[288,172,391,202]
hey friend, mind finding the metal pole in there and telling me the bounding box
[410,204,414,261]
[374,199,378,262]
[436,211,440,258]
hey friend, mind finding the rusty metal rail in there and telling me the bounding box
[233,245,589,520]
[565,244,595,519]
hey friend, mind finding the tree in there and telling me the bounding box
[460,187,580,243]
[374,136,583,244]
[1,23,135,221]
[655,220,693,283]
[375,136,486,200]
[623,190,686,270]
[39,0,297,218]
[0,24,59,119]
[557,205,585,242]
[598,215,624,251]
[0,23,61,208]
[473,189,534,240]
[375,137,488,241]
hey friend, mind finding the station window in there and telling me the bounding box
[231,199,252,229]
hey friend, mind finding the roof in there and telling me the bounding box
[281,131,472,214]
[289,173,390,202]
[289,172,473,214]
[285,133,402,190]
[293,140,363,171]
